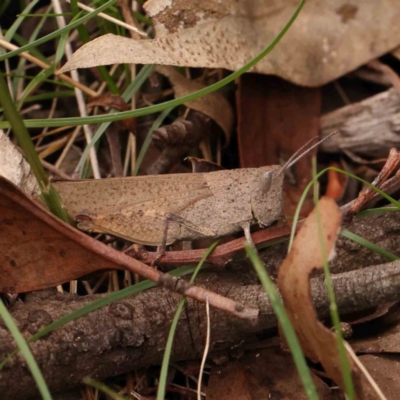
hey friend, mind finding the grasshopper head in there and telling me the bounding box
[249,132,338,227]
[251,165,284,227]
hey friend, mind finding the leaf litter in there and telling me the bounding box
[58,0,400,86]
[3,0,400,397]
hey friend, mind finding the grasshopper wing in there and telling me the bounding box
[53,173,213,246]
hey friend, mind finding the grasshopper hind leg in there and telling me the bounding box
[242,223,256,250]
[152,213,217,266]
[151,215,173,266]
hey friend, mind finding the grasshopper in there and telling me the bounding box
[53,134,335,250]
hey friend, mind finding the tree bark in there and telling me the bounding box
[2,211,400,399]
[320,88,400,158]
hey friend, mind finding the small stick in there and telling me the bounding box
[0,38,96,97]
[65,0,147,37]
[346,148,400,219]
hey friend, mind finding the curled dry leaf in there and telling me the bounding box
[156,65,234,141]
[277,197,380,398]
[58,1,400,86]
[0,130,39,198]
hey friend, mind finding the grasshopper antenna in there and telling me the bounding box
[280,131,338,173]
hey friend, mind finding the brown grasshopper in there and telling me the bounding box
[53,134,335,250]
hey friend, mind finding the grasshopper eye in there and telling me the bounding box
[264,171,272,193]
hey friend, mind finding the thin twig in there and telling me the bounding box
[65,0,147,37]
[41,159,72,180]
[346,148,400,218]
[0,38,96,97]
[345,344,387,400]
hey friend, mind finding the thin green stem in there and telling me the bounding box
[0,300,52,400]
[132,107,173,176]
[246,246,319,400]
[0,72,71,222]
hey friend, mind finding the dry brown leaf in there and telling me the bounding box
[325,163,347,201]
[277,197,381,398]
[208,348,333,399]
[0,130,39,198]
[237,74,320,216]
[156,66,233,141]
[0,176,122,292]
[58,1,400,86]
[207,362,252,400]
[0,176,161,293]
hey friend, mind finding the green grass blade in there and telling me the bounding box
[3,0,40,43]
[157,242,219,400]
[12,4,53,97]
[18,13,73,17]
[83,377,128,400]
[0,0,306,129]
[133,107,173,176]
[0,300,53,400]
[341,229,400,261]
[0,72,71,223]
[356,206,398,217]
[23,90,75,103]
[0,0,117,62]
[78,64,154,177]
[245,245,319,400]
[0,0,11,17]
[17,67,55,110]
[4,31,50,64]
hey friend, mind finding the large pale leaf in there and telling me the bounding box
[59,0,400,86]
